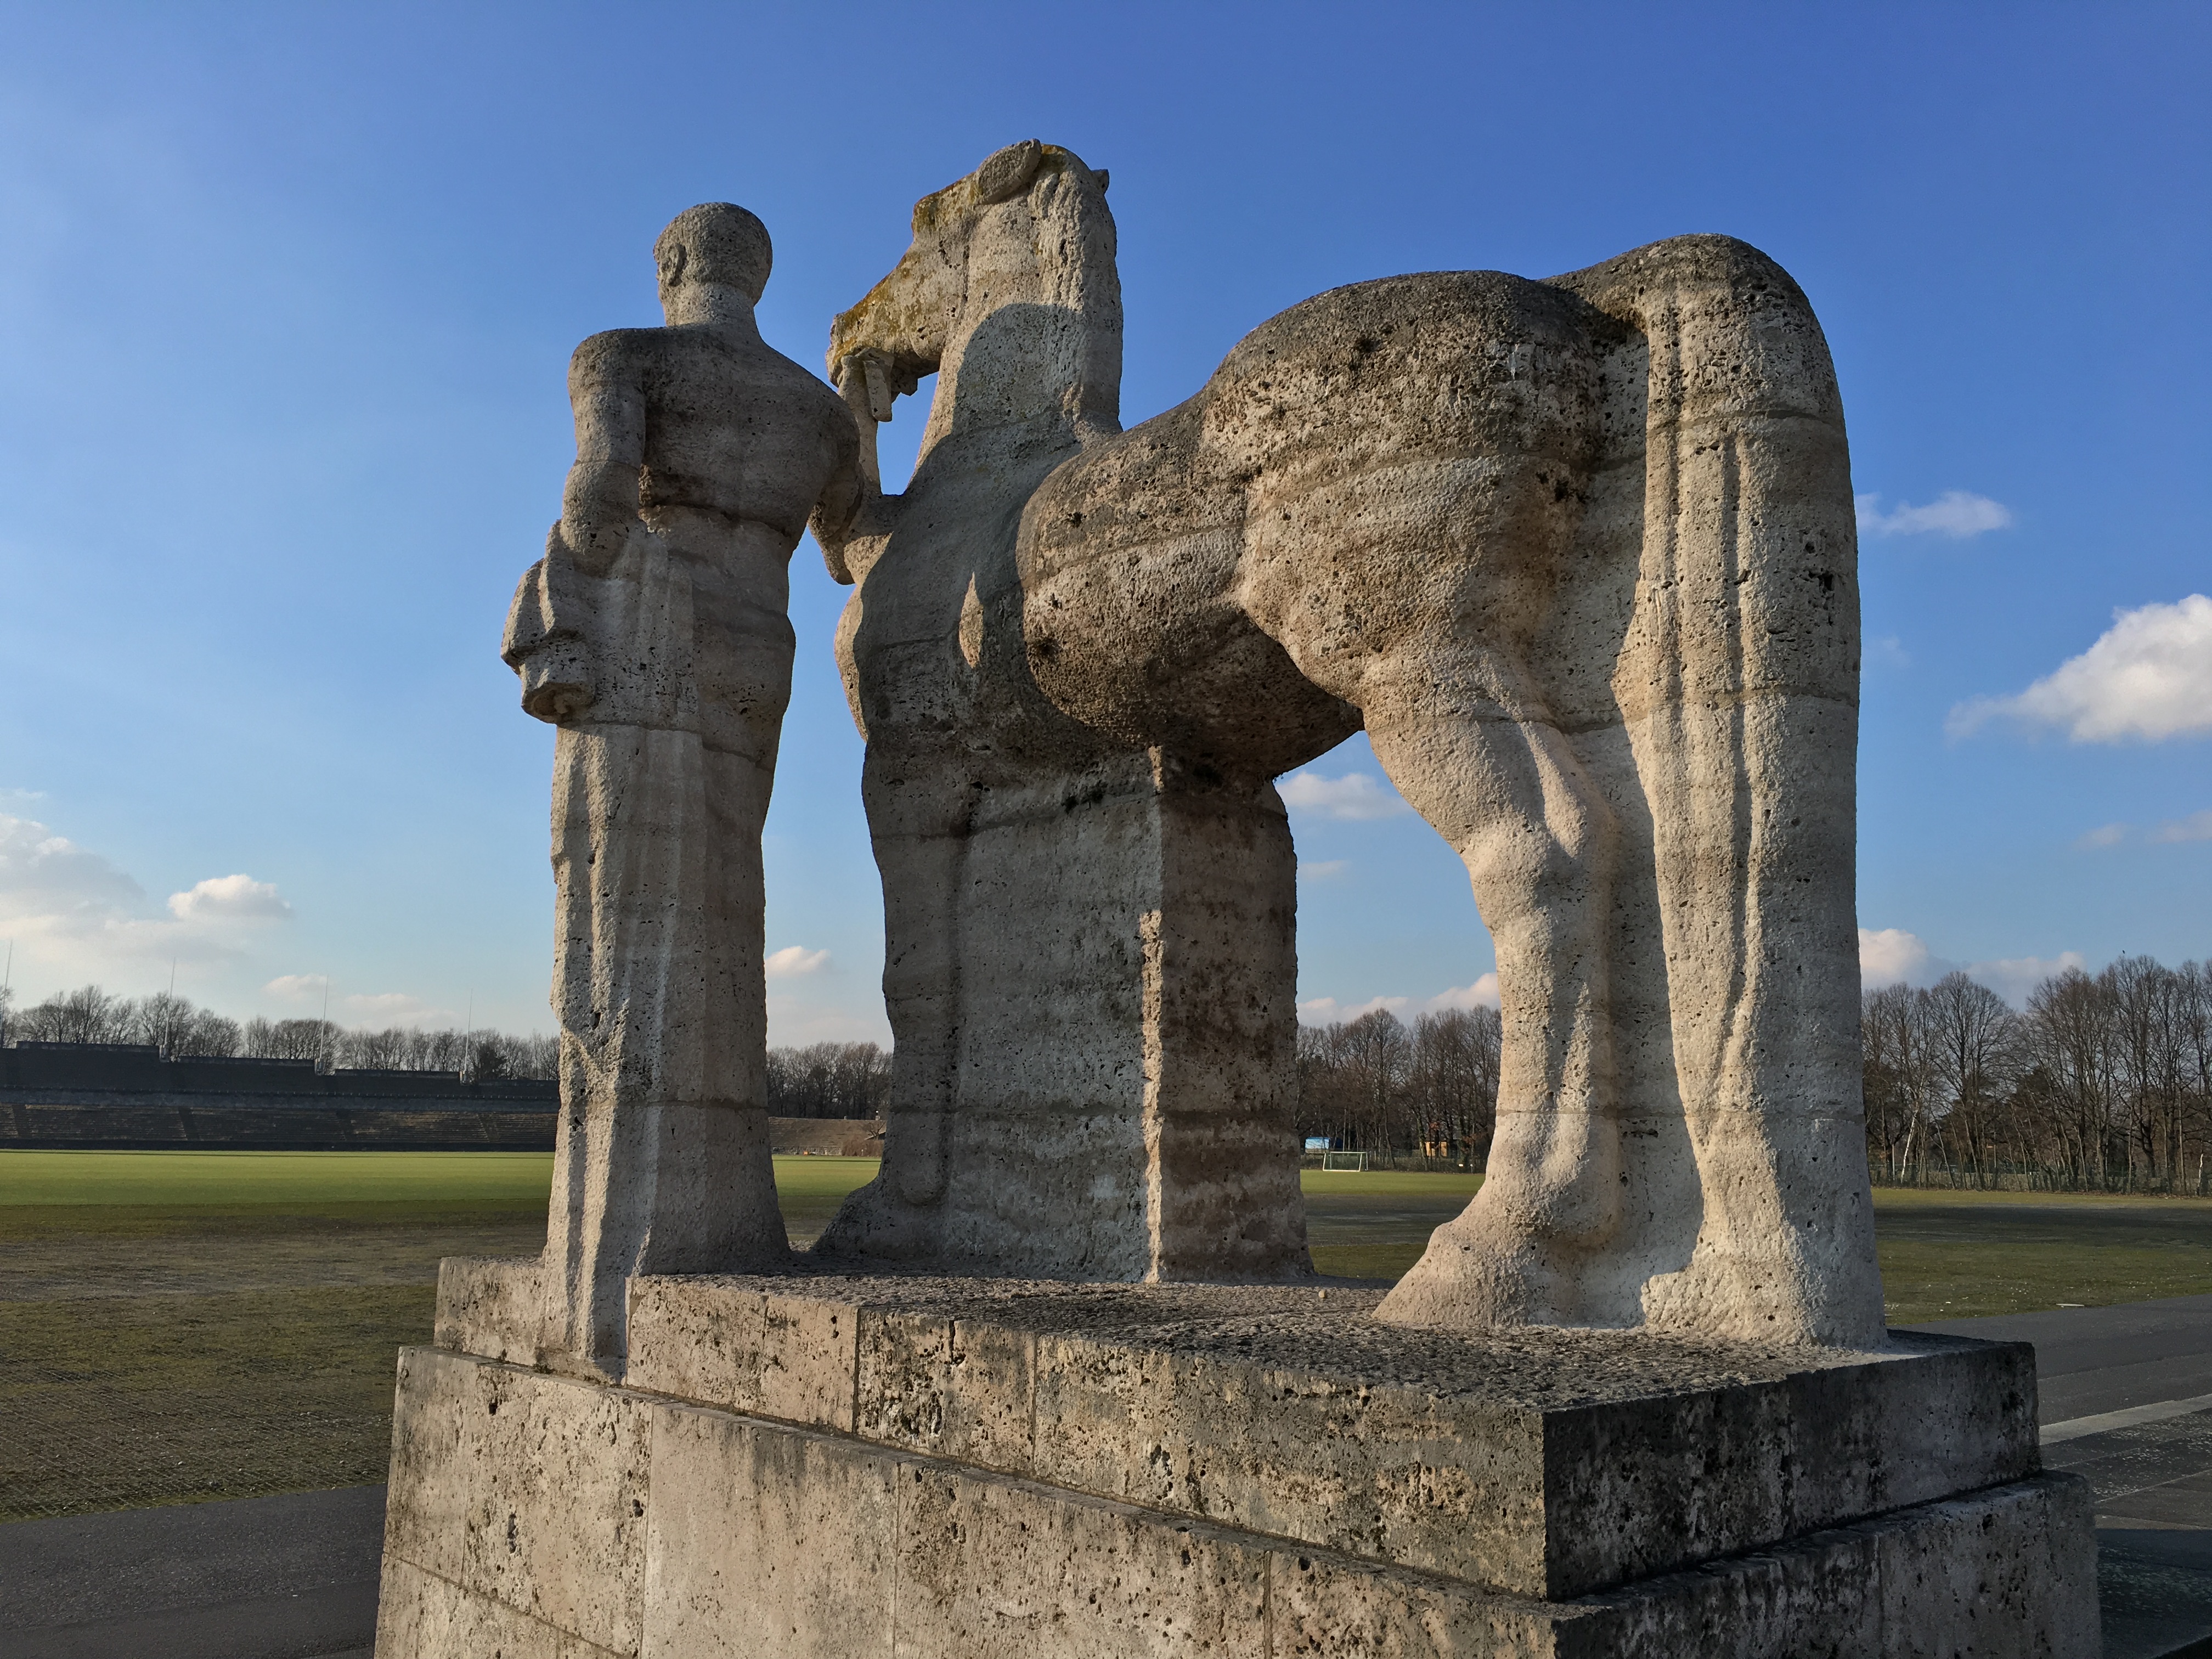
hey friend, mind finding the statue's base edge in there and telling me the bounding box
[376,1262,2102,1657]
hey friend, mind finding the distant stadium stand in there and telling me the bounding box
[0,1042,558,1150]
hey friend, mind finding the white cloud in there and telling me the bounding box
[169,873,290,922]
[340,991,450,1026]
[1967,952,2088,1006]
[1855,490,2014,539]
[764,995,893,1047]
[1426,974,1502,1012]
[2076,822,2129,849]
[2153,810,2212,844]
[0,812,144,926]
[1858,927,1933,988]
[265,978,453,1028]
[1949,594,2212,743]
[765,945,831,978]
[1865,634,1911,672]
[1297,975,1499,1026]
[1297,860,1350,880]
[1860,926,2086,1006]
[1279,770,1412,821]
[0,810,290,984]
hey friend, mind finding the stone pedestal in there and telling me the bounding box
[376,1263,2100,1657]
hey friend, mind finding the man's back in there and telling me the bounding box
[572,322,850,545]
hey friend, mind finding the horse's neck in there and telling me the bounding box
[916,187,1121,466]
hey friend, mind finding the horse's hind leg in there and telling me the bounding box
[1362,681,1626,1328]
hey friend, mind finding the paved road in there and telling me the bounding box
[0,1486,382,1659]
[1912,1292,2212,1426]
[1909,1299,2212,1659]
[12,1300,2212,1658]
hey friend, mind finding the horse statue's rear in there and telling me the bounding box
[822,142,1880,1347]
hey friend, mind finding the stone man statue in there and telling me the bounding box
[501,203,860,1374]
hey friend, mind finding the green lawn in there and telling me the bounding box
[12,1150,2212,1522]
[1871,1186,2212,1321]
[0,1148,555,1216]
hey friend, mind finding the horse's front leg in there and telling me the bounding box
[1363,690,1624,1328]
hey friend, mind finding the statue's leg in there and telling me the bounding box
[812,745,971,1260]
[537,525,793,1374]
[1363,678,1624,1329]
[540,720,783,1374]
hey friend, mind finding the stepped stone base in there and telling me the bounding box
[375,1264,2102,1657]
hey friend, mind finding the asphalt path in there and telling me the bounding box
[1908,1291,2212,1426]
[0,1486,382,1659]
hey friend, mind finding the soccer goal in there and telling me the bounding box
[1321,1150,1369,1172]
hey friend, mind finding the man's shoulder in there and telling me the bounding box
[569,327,664,382]
[705,336,850,422]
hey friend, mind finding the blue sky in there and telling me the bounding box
[0,2,2204,1041]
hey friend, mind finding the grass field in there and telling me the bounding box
[10,1149,2212,1521]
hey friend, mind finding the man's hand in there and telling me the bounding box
[503,534,600,725]
[521,657,594,723]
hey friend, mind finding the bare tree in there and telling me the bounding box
[1920,973,2022,1186]
[765,1042,891,1118]
[1404,1007,1502,1167]
[16,984,134,1044]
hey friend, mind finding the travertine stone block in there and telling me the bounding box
[375,1558,622,1659]
[1869,1474,2101,1657]
[612,1272,2035,1600]
[377,1342,2096,1656]
[641,1403,896,1659]
[623,1277,857,1431]
[434,1255,545,1367]
[895,1464,1272,1659]
[383,1348,651,1654]
[856,1307,1035,1470]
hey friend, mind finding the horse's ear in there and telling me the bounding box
[973,139,1044,207]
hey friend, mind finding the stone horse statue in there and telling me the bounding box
[823,141,1883,1348]
[809,141,1316,1282]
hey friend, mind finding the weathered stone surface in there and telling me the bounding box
[499,202,862,1372]
[1016,236,1877,1344]
[384,154,2095,1659]
[382,1347,652,1653]
[377,1341,2097,1658]
[433,1254,547,1366]
[605,1271,2036,1600]
[375,1557,621,1659]
[897,1463,1273,1658]
[809,140,1313,1283]
[641,1403,897,1659]
[623,1275,857,1431]
[1866,1474,2102,1657]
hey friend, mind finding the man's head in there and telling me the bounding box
[654,204,772,306]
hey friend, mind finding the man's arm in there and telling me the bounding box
[501,332,651,724]
[809,380,911,586]
[559,332,651,577]
[808,394,868,583]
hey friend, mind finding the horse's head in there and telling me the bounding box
[827,139,1117,439]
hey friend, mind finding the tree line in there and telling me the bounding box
[0,981,894,1109]
[1290,953,2212,1190]
[24,955,2199,1180]
[1866,956,2212,1191]
[764,1041,891,1120]
[2,983,558,1080]
[1295,1006,1503,1168]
